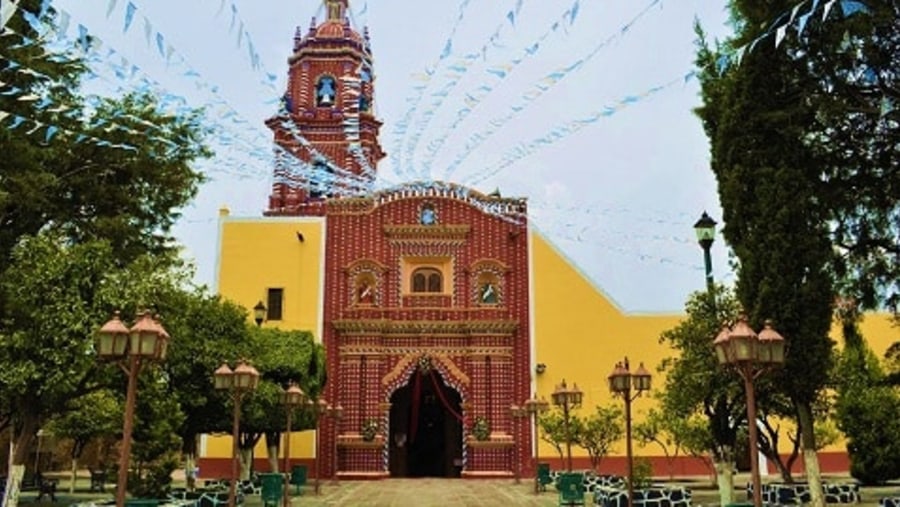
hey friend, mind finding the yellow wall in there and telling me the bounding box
[530,232,682,457]
[210,210,327,458]
[208,213,900,461]
[216,209,325,336]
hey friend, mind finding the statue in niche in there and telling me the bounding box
[316,76,336,106]
[358,279,375,304]
[479,280,498,304]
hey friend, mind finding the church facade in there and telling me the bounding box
[201,0,896,480]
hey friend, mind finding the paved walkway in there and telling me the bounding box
[281,479,567,506]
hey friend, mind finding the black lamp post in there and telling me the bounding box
[282,383,306,507]
[253,301,267,327]
[608,359,652,507]
[550,379,583,472]
[713,316,785,507]
[214,360,260,507]
[97,311,170,507]
[693,211,717,296]
[524,396,549,494]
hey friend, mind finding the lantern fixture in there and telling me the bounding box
[253,301,267,327]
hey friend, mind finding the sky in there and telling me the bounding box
[33,0,736,313]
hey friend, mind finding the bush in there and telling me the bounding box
[630,457,654,490]
[835,345,900,485]
[128,456,177,499]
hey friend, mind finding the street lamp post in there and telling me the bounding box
[524,396,549,494]
[509,405,527,484]
[306,398,329,495]
[325,404,343,484]
[96,311,170,507]
[608,359,652,507]
[214,360,260,507]
[282,383,306,507]
[550,380,583,472]
[713,315,785,507]
[693,211,717,296]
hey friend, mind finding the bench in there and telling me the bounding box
[21,472,59,501]
[89,469,108,492]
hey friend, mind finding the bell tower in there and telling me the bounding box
[265,0,385,215]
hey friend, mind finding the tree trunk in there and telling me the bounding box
[69,458,78,494]
[713,459,736,506]
[266,444,279,473]
[797,403,824,507]
[3,414,38,507]
[183,453,196,491]
[265,432,280,473]
[2,464,25,507]
[239,448,253,480]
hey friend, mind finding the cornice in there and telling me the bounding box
[332,318,518,336]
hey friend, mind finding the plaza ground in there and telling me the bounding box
[14,472,900,506]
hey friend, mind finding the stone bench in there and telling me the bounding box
[594,484,692,507]
[548,472,626,493]
[746,482,859,504]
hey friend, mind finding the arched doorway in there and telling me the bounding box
[388,367,463,478]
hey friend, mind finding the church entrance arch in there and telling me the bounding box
[387,360,463,478]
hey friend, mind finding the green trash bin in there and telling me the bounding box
[536,463,552,492]
[124,500,159,507]
[557,472,585,506]
[259,473,284,507]
[290,465,308,495]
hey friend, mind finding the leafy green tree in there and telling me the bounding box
[154,292,251,477]
[46,390,120,493]
[634,407,686,480]
[834,307,900,484]
[578,404,623,472]
[1,3,209,504]
[538,408,583,467]
[225,328,324,478]
[694,2,853,504]
[657,287,744,503]
[0,232,187,507]
[127,371,185,498]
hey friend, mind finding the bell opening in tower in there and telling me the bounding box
[389,368,463,478]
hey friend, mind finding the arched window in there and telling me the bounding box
[315,75,336,106]
[411,268,442,293]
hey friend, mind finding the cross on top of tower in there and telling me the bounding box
[325,0,348,21]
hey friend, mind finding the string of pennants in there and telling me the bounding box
[439,0,666,185]
[401,0,587,182]
[1,0,890,247]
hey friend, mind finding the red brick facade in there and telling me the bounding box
[261,2,534,479]
[319,189,531,479]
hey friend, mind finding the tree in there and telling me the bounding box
[227,327,325,478]
[0,233,188,507]
[834,306,900,484]
[1,3,209,504]
[0,6,209,272]
[633,407,686,481]
[46,390,120,493]
[154,292,251,478]
[695,2,844,504]
[538,409,583,466]
[657,287,744,504]
[578,404,623,472]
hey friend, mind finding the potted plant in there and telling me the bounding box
[361,419,379,442]
[472,416,491,441]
